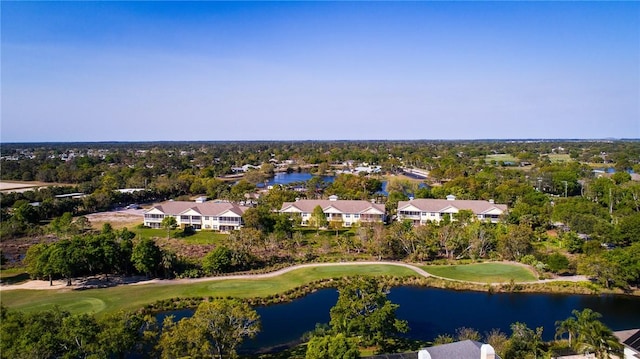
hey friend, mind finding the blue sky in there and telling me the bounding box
[2,1,638,142]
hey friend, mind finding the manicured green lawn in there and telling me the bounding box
[422,263,537,283]
[0,264,417,316]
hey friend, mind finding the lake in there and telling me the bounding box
[157,287,640,353]
[257,172,335,187]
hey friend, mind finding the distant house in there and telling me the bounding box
[365,340,499,359]
[397,195,507,226]
[117,188,146,194]
[54,192,86,199]
[231,164,260,173]
[143,200,249,231]
[279,195,386,227]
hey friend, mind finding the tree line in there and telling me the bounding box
[24,225,182,285]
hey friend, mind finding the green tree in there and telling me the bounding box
[98,311,158,359]
[49,212,76,237]
[12,202,40,225]
[159,315,211,359]
[59,313,100,358]
[616,213,640,246]
[273,213,294,238]
[195,299,260,359]
[202,246,233,274]
[497,224,533,261]
[503,322,545,359]
[555,315,579,348]
[131,238,162,278]
[0,306,70,358]
[545,252,571,274]
[578,255,626,289]
[305,333,360,359]
[310,205,328,231]
[161,216,177,239]
[329,277,408,347]
[160,299,260,359]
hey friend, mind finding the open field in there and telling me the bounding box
[544,153,572,163]
[134,227,228,244]
[484,154,518,163]
[86,209,144,230]
[422,263,537,283]
[0,180,75,193]
[0,264,417,315]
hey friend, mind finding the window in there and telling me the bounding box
[204,216,209,220]
[354,214,360,219]
[421,212,428,216]
[345,214,351,218]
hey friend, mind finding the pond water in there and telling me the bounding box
[156,287,640,354]
[257,173,335,187]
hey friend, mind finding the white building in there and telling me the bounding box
[143,200,249,231]
[614,328,640,359]
[279,196,386,227]
[397,195,507,226]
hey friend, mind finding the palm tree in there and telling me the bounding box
[575,320,623,359]
[555,316,578,347]
[556,308,624,359]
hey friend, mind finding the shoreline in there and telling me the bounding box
[2,261,636,298]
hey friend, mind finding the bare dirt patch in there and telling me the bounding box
[0,180,74,193]
[0,235,59,264]
[85,209,144,229]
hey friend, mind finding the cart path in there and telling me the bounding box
[0,261,587,291]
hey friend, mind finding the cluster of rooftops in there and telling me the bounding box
[143,194,508,231]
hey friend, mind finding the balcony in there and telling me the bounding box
[398,212,421,220]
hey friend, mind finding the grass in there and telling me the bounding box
[0,264,417,316]
[544,153,572,163]
[422,263,537,283]
[484,154,518,163]
[133,227,228,245]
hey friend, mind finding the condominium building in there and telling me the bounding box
[397,195,507,226]
[143,199,248,231]
[279,195,386,227]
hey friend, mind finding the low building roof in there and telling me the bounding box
[364,340,500,359]
[280,199,385,215]
[398,198,507,214]
[615,328,640,354]
[144,201,248,217]
[422,340,500,359]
